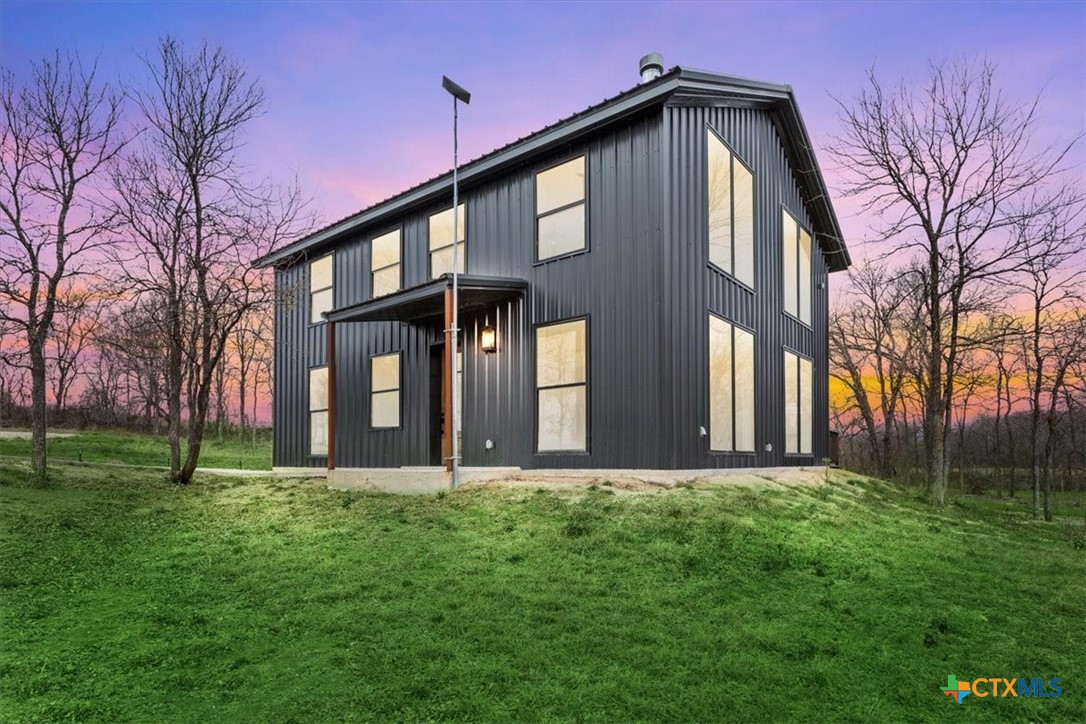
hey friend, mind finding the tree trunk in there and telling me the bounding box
[214,362,225,442]
[167,301,184,483]
[238,364,247,442]
[251,377,258,447]
[1031,407,1042,520]
[30,344,48,480]
[925,412,947,504]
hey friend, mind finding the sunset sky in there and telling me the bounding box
[3,0,1083,267]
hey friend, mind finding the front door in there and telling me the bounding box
[429,344,444,466]
[428,342,462,468]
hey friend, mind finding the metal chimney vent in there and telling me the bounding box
[639,52,664,83]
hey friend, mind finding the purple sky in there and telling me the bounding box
[3,1,1084,257]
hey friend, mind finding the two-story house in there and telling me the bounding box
[254,56,851,491]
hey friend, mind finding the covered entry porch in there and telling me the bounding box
[320,274,527,473]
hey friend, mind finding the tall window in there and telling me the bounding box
[708,315,755,452]
[309,367,328,455]
[784,350,813,455]
[782,210,812,324]
[707,128,754,287]
[429,204,466,279]
[371,229,401,298]
[371,353,401,429]
[536,319,587,452]
[310,254,334,324]
[536,155,586,260]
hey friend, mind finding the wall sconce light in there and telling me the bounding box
[481,325,497,353]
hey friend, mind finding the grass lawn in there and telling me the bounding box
[1,463,1083,722]
[0,429,271,470]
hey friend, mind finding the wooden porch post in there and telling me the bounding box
[443,286,453,472]
[327,320,336,471]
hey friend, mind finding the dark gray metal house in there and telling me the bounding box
[255,57,850,489]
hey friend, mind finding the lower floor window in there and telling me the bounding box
[536,319,587,452]
[784,350,813,454]
[708,314,755,451]
[309,366,328,455]
[371,352,401,429]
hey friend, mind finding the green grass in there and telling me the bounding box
[1,463,1083,723]
[0,429,271,470]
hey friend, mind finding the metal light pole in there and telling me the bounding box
[442,76,470,489]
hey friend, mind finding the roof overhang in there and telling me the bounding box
[324,274,527,324]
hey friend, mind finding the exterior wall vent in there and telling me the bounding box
[639,53,664,83]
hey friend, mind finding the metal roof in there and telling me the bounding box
[254,66,849,272]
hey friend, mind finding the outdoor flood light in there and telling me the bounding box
[481,325,497,353]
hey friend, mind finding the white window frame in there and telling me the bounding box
[707,127,755,288]
[370,352,401,430]
[309,254,334,325]
[429,203,466,279]
[708,313,756,453]
[784,349,813,455]
[309,366,328,456]
[535,155,587,262]
[782,208,812,325]
[371,228,401,298]
[535,318,589,453]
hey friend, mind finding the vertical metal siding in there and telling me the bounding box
[274,114,666,470]
[661,103,831,469]
[272,102,833,471]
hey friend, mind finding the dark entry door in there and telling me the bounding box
[429,344,444,466]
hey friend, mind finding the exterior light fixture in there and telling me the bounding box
[481,325,497,353]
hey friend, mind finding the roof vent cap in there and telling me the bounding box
[639,52,664,83]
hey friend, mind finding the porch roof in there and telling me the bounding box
[323,274,528,324]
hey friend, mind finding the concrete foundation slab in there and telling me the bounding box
[321,465,831,494]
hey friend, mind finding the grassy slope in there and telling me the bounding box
[0,429,271,470]
[1,463,1083,723]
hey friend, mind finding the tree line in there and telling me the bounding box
[1,38,313,484]
[828,60,1085,517]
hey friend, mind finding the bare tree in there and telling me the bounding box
[985,314,1023,497]
[1013,205,1086,519]
[232,298,271,442]
[0,52,124,478]
[830,263,916,477]
[46,282,105,415]
[950,346,988,493]
[110,37,310,483]
[829,59,1079,504]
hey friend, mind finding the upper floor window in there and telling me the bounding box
[707,128,754,287]
[782,209,812,324]
[783,350,813,455]
[371,229,401,298]
[310,254,334,324]
[429,203,466,279]
[536,156,586,261]
[708,314,755,452]
[536,319,588,452]
[309,366,328,455]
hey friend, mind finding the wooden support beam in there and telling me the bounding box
[443,286,453,473]
[327,320,337,471]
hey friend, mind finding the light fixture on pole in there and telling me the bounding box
[442,75,470,490]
